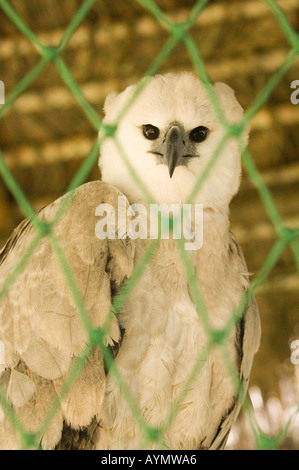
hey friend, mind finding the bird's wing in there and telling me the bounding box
[208,231,261,450]
[0,181,135,449]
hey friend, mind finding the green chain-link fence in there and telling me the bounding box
[0,0,298,450]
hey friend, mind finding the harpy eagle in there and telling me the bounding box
[0,72,261,450]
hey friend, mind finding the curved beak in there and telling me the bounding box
[165,124,188,178]
[149,122,195,178]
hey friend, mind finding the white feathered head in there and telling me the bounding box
[99,72,248,210]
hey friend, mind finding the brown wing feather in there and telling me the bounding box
[0,181,135,449]
[208,232,261,450]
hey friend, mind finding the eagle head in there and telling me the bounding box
[99,72,248,209]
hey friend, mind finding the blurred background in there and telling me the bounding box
[0,0,298,449]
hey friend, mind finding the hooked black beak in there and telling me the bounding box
[166,125,180,178]
[165,124,189,178]
[149,121,196,178]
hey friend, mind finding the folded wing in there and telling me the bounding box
[0,181,135,449]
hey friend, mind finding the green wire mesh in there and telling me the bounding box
[0,0,298,450]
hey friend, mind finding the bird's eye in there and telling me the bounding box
[189,126,209,143]
[142,124,160,140]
